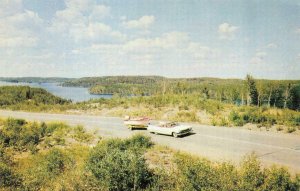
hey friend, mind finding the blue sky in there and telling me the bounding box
[0,0,299,79]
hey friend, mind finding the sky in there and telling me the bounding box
[0,0,299,79]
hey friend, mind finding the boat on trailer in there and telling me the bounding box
[123,116,150,130]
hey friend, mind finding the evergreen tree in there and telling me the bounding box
[246,75,259,106]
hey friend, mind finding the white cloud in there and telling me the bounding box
[121,32,189,54]
[295,28,300,34]
[49,1,122,43]
[250,51,267,64]
[218,22,239,40]
[122,15,155,30]
[120,16,127,21]
[266,43,277,49]
[0,36,38,48]
[86,31,216,69]
[0,0,23,17]
[70,22,126,42]
[0,2,43,48]
[90,5,111,20]
[64,0,95,12]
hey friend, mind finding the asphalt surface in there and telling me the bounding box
[1,110,300,172]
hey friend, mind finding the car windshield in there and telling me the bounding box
[159,122,177,128]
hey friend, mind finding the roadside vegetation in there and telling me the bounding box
[0,118,299,190]
[79,94,300,133]
[1,75,300,134]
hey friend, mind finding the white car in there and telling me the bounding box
[147,121,192,138]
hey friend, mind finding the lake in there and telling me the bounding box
[0,81,112,102]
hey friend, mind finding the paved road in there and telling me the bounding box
[1,110,300,172]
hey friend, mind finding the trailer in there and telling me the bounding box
[123,116,150,130]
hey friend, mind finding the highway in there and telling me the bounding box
[1,110,299,172]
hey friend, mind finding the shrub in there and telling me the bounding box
[0,162,21,188]
[229,111,245,126]
[0,149,21,189]
[215,163,239,191]
[45,122,69,135]
[45,148,72,176]
[87,149,152,191]
[276,126,283,131]
[211,117,218,126]
[174,153,218,190]
[124,134,153,150]
[21,148,74,190]
[286,126,296,133]
[219,117,229,126]
[72,125,94,143]
[0,118,41,150]
[262,166,294,191]
[87,135,154,190]
[238,153,264,191]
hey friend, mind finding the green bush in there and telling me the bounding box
[215,163,239,191]
[0,147,21,189]
[124,134,153,150]
[0,148,12,165]
[0,118,40,150]
[238,153,264,190]
[286,126,296,133]
[0,162,21,188]
[88,149,152,191]
[45,122,69,135]
[45,148,73,176]
[72,125,94,143]
[21,148,74,190]
[174,153,218,190]
[261,166,294,191]
[87,135,154,190]
[229,111,245,126]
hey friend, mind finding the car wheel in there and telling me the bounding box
[172,132,178,138]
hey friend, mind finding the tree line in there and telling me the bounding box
[62,76,300,111]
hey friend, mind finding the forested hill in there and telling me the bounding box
[0,86,70,109]
[62,76,165,87]
[62,76,300,90]
[0,77,73,83]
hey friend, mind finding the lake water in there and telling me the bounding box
[0,81,112,102]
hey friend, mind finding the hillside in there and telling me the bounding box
[0,86,71,111]
[0,118,299,190]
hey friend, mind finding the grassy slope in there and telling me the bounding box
[0,118,299,190]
